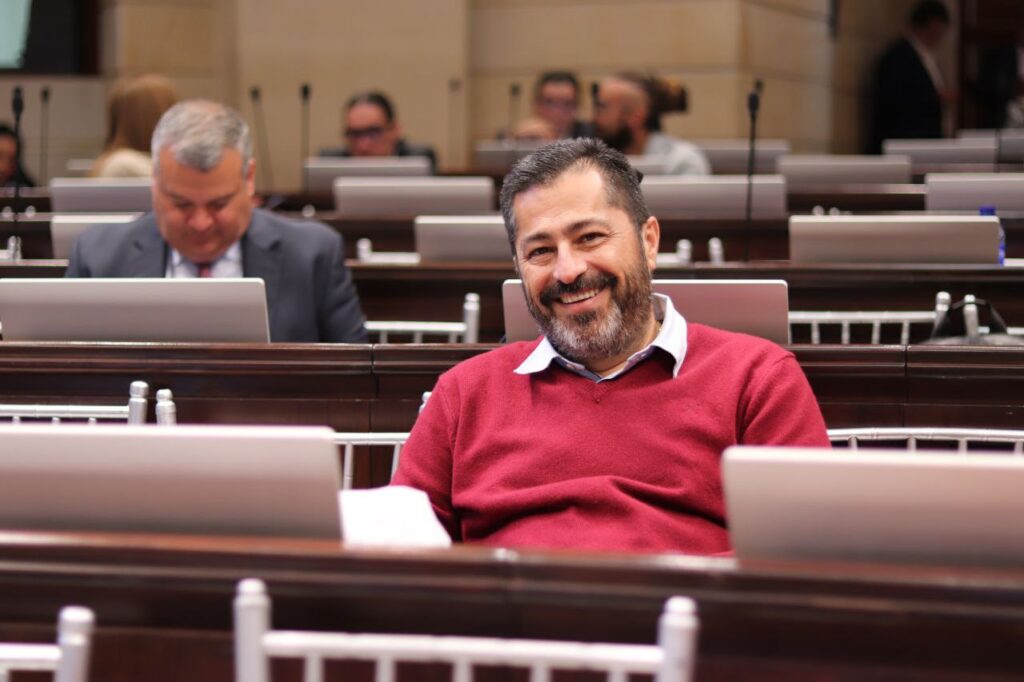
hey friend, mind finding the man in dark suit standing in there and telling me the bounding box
[66,99,368,344]
[868,1,952,153]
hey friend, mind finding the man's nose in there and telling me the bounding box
[187,208,214,232]
[553,246,587,284]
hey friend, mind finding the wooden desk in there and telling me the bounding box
[0,530,1020,681]
[0,342,1023,452]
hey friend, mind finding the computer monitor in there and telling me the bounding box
[332,177,495,218]
[473,140,547,173]
[49,177,153,213]
[0,278,270,343]
[50,213,140,259]
[724,445,1024,567]
[924,173,1024,212]
[414,215,509,262]
[789,215,1001,264]
[502,279,790,345]
[0,423,342,539]
[882,138,998,166]
[640,175,788,219]
[694,139,791,174]
[304,157,432,193]
[778,154,913,185]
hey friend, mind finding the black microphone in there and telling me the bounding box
[300,83,311,193]
[11,86,24,240]
[743,80,762,262]
[508,83,521,135]
[448,78,462,169]
[39,87,50,185]
[248,86,274,190]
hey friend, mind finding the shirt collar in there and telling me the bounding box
[514,293,688,381]
[169,241,243,271]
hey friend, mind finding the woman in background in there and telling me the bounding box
[91,74,178,178]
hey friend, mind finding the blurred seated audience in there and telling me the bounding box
[91,74,179,178]
[320,91,437,173]
[529,71,593,139]
[593,73,710,175]
[0,123,35,188]
[510,116,558,142]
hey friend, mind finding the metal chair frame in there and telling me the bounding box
[0,381,176,425]
[0,606,94,682]
[829,427,1024,454]
[234,578,698,682]
[366,293,480,344]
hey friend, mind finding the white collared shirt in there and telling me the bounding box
[165,242,243,278]
[514,293,688,383]
[908,34,945,93]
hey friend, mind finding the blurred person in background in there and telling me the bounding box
[91,73,179,178]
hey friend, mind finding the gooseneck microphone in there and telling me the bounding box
[249,86,274,190]
[448,78,461,168]
[11,86,25,241]
[300,83,311,193]
[39,87,50,185]
[508,83,521,135]
[743,79,762,262]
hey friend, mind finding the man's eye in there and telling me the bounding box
[209,202,229,212]
[527,247,552,259]
[173,202,191,211]
[579,232,602,243]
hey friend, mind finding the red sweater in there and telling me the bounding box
[392,323,830,554]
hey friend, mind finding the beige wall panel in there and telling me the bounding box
[744,0,828,18]
[664,72,747,140]
[754,77,831,151]
[741,2,832,81]
[831,92,864,153]
[107,5,218,76]
[470,0,742,73]
[234,0,468,187]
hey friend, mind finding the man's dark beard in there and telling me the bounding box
[524,256,654,366]
[596,122,634,153]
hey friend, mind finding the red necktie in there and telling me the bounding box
[196,262,213,278]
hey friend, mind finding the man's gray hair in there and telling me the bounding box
[151,99,253,176]
[499,138,650,250]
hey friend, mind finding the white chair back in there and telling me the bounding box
[234,579,698,682]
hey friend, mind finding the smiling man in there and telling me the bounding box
[66,99,367,343]
[392,138,829,554]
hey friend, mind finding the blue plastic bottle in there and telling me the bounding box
[979,205,1004,265]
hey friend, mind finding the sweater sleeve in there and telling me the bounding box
[738,352,831,447]
[390,372,460,540]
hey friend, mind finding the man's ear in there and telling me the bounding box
[245,159,256,196]
[642,216,660,272]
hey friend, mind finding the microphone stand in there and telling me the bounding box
[11,87,24,247]
[249,86,274,190]
[300,83,310,194]
[744,81,761,262]
[39,87,50,185]
[508,83,521,137]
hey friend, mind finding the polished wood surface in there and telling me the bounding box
[0,529,1021,681]
[0,342,1022,440]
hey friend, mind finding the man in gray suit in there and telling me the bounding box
[66,99,367,343]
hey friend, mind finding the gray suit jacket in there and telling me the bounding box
[65,209,368,343]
